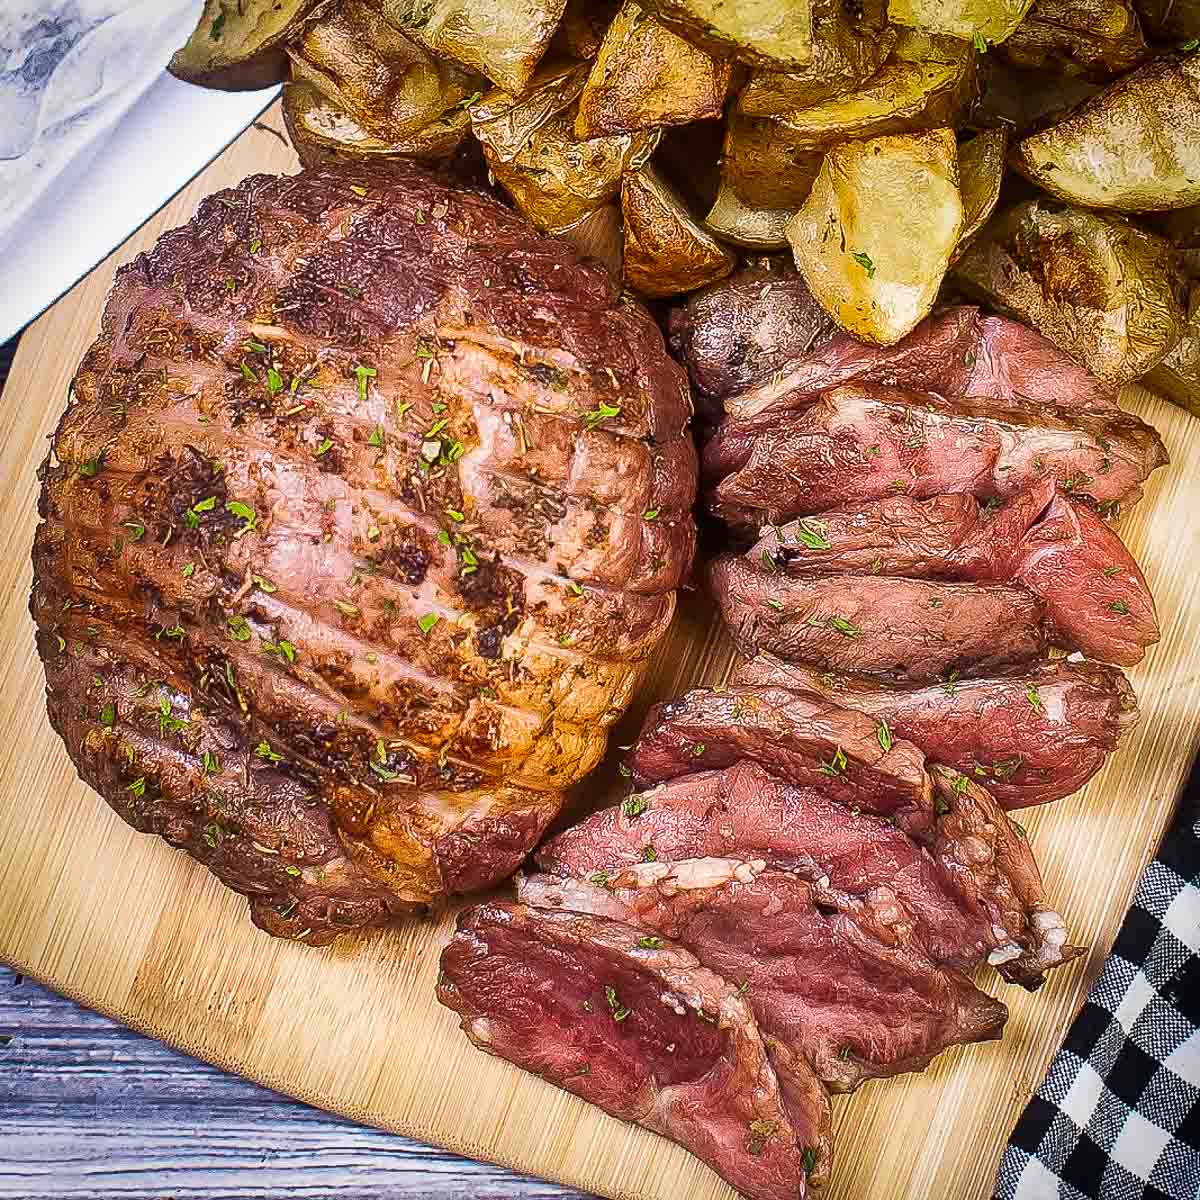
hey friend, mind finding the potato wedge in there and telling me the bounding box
[642,0,815,67]
[888,0,1034,43]
[1144,285,1200,418]
[576,1,731,137]
[621,165,736,296]
[998,0,1149,82]
[283,79,471,167]
[956,127,1008,253]
[289,0,480,140]
[719,112,824,210]
[787,128,964,345]
[1135,0,1200,39]
[704,181,796,249]
[1157,204,1200,279]
[953,200,1186,384]
[775,30,977,151]
[1012,52,1200,213]
[169,0,323,90]
[471,63,659,233]
[738,10,896,115]
[373,0,567,93]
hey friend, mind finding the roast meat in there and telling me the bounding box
[31,162,697,942]
[437,901,833,1200]
[734,656,1139,810]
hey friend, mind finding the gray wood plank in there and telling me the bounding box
[0,967,594,1199]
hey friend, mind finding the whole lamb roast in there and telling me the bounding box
[31,161,697,943]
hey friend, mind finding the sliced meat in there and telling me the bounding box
[751,482,1159,666]
[722,306,1120,424]
[705,385,1168,527]
[733,656,1140,810]
[536,760,1077,985]
[519,864,1008,1092]
[709,556,1049,683]
[627,683,934,834]
[667,259,836,416]
[437,901,832,1200]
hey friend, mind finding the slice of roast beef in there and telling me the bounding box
[667,259,836,417]
[709,556,1049,682]
[721,306,1120,424]
[705,385,1168,527]
[751,482,1159,666]
[627,683,934,833]
[733,656,1139,810]
[518,863,1008,1092]
[437,901,833,1200]
[536,761,1078,986]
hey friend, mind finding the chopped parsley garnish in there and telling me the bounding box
[791,519,831,551]
[334,600,359,617]
[637,936,662,949]
[350,185,368,197]
[604,985,631,1022]
[819,746,849,777]
[803,1147,820,1176]
[830,616,861,638]
[642,844,658,862]
[202,751,219,775]
[264,639,296,663]
[951,773,969,795]
[227,615,251,642]
[582,400,621,431]
[123,520,146,541]
[186,495,217,528]
[210,11,225,39]
[1108,599,1130,615]
[446,508,465,522]
[1102,565,1121,576]
[850,251,876,278]
[766,597,785,612]
[255,741,283,764]
[314,438,334,457]
[266,367,284,395]
[252,575,276,593]
[127,777,146,797]
[284,865,301,877]
[622,794,649,818]
[643,507,659,520]
[78,456,103,478]
[182,563,195,579]
[972,31,988,51]
[587,871,612,889]
[355,364,376,402]
[1026,685,1043,714]
[877,719,892,752]
[691,742,706,757]
[417,612,439,635]
[225,499,257,534]
[99,702,116,729]
[367,425,385,448]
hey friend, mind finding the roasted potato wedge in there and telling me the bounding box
[887,0,1034,43]
[956,127,1008,253]
[1144,285,1200,418]
[289,0,480,140]
[718,112,824,210]
[621,165,736,296]
[775,30,978,151]
[642,0,815,67]
[576,1,731,137]
[471,63,659,233]
[998,0,1149,82]
[704,181,796,249]
[738,12,896,115]
[1156,205,1200,279]
[373,0,567,93]
[283,79,471,167]
[954,200,1186,384]
[169,0,323,90]
[1012,52,1200,213]
[787,128,964,345]
[1135,0,1200,38]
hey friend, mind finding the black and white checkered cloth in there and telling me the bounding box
[995,785,1200,1200]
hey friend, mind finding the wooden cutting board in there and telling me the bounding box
[3,104,1198,1200]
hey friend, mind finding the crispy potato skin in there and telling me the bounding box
[1145,285,1200,417]
[955,127,1008,256]
[787,128,963,346]
[169,0,324,90]
[719,113,824,211]
[1012,52,1200,213]
[954,200,1187,384]
[288,0,478,141]
[621,166,735,296]
[738,1,895,115]
[471,63,659,234]
[704,184,796,249]
[642,0,815,67]
[887,0,1034,43]
[998,0,1149,82]
[283,80,471,167]
[576,1,731,137]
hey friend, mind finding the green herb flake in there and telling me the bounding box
[952,773,970,795]
[830,616,861,638]
[877,719,892,752]
[350,185,368,197]
[78,456,102,478]
[583,400,621,431]
[181,563,195,579]
[850,250,876,278]
[637,936,663,949]
[123,520,146,541]
[284,864,302,877]
[210,11,225,39]
[642,844,658,862]
[252,574,276,594]
[334,600,359,618]
[1011,820,1029,839]
[355,364,377,402]
[127,777,146,797]
[622,794,649,818]
[248,239,262,255]
[417,612,439,635]
[587,871,612,889]
[1026,685,1043,714]
[1108,599,1130,615]
[1183,37,1200,50]
[605,985,632,1023]
[99,702,116,729]
[446,508,465,523]
[972,31,988,51]
[803,1147,820,1176]
[226,500,257,532]
[256,740,283,764]
[820,746,849,777]
[315,438,334,457]
[227,615,252,642]
[1102,565,1121,577]
[425,418,449,438]
[792,519,831,551]
[766,597,785,612]
[202,751,219,775]
[367,425,385,448]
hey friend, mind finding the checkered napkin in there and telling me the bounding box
[994,785,1200,1200]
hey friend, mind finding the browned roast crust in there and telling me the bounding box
[31,161,697,938]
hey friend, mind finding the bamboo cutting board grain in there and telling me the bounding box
[2,105,1199,1200]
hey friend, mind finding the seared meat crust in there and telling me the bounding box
[32,162,696,940]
